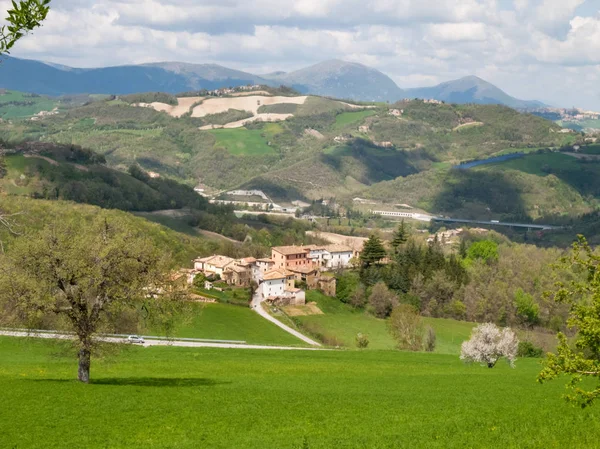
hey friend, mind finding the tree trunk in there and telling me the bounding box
[78,346,91,383]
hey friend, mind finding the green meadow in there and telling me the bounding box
[294,292,543,354]
[0,90,58,119]
[208,128,276,156]
[334,109,377,129]
[162,303,303,346]
[1,336,598,449]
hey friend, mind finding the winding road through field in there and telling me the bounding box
[250,293,322,347]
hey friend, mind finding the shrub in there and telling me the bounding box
[192,273,207,288]
[388,304,424,351]
[514,289,540,327]
[447,300,467,319]
[356,333,369,349]
[548,315,564,333]
[517,340,543,358]
[336,271,360,303]
[466,240,499,264]
[400,293,421,310]
[368,282,398,318]
[349,285,367,309]
[424,326,436,352]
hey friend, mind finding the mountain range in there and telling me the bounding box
[0,55,545,108]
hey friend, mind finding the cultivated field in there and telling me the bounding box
[208,128,276,156]
[136,96,203,117]
[1,337,598,448]
[333,109,377,129]
[191,95,308,118]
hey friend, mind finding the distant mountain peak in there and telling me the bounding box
[0,55,547,107]
[405,75,546,108]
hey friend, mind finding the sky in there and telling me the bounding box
[4,0,600,109]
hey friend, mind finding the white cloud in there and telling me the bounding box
[427,22,487,42]
[3,0,600,108]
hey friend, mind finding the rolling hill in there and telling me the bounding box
[405,76,547,109]
[1,86,594,224]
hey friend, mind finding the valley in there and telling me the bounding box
[1,86,594,229]
[3,3,600,449]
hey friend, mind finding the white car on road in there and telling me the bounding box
[127,335,145,344]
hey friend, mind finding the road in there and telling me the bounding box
[250,293,322,347]
[373,211,559,230]
[431,217,559,230]
[0,330,323,351]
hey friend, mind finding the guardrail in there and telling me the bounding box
[0,328,246,345]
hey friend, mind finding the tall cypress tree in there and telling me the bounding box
[391,220,409,252]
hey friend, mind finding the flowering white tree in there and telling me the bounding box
[460,323,519,368]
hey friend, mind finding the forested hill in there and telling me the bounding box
[0,91,594,224]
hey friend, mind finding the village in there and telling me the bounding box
[184,243,360,307]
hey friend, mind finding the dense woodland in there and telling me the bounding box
[335,224,573,336]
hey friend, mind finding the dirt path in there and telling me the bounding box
[198,229,242,244]
[306,231,367,253]
[453,122,484,131]
[23,154,59,166]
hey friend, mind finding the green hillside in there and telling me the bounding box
[291,291,556,353]
[0,92,593,222]
[0,196,220,267]
[160,302,305,346]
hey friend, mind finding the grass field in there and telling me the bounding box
[295,292,556,353]
[208,128,276,156]
[0,90,58,119]
[162,303,304,346]
[295,292,476,353]
[1,336,599,448]
[334,110,377,129]
[484,152,581,176]
[0,154,45,195]
[582,144,600,155]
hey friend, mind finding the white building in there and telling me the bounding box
[305,244,355,270]
[253,258,275,283]
[323,245,354,269]
[193,255,235,277]
[260,268,295,298]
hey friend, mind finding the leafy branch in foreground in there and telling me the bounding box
[0,0,50,54]
[538,236,600,407]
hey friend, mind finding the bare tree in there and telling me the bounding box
[388,304,424,351]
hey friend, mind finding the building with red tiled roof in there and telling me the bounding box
[271,246,312,270]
